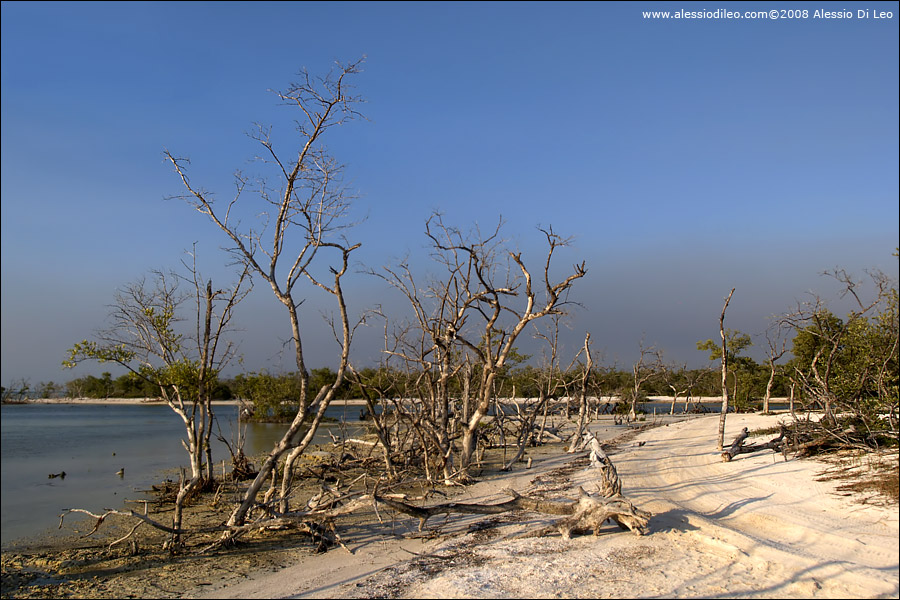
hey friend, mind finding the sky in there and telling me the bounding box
[2,1,898,387]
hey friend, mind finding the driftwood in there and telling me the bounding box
[374,487,649,538]
[539,428,565,443]
[722,427,750,461]
[374,437,650,538]
[58,431,651,553]
[578,431,621,497]
[59,489,378,554]
[722,425,787,461]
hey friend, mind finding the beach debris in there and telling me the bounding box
[373,443,650,539]
[374,484,650,538]
[721,425,786,461]
[577,431,621,497]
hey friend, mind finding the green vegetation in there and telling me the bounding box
[781,268,898,451]
[60,371,230,400]
[229,369,351,421]
[46,361,765,411]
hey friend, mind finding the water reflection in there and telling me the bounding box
[0,402,365,548]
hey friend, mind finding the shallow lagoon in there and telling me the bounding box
[0,402,363,548]
[1,397,784,548]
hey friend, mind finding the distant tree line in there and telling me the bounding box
[38,358,788,412]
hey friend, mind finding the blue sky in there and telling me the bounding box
[2,1,898,386]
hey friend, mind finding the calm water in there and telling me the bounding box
[1,399,784,549]
[0,402,364,549]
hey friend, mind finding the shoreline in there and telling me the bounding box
[5,396,790,407]
[201,413,897,599]
[1,414,673,599]
[2,412,896,598]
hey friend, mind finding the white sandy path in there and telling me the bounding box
[609,413,899,598]
[192,415,898,599]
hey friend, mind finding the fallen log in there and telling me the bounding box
[520,488,651,539]
[374,442,650,538]
[722,427,750,461]
[373,486,650,537]
[722,425,787,462]
[540,430,565,443]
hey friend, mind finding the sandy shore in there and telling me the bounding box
[3,412,893,599]
[186,413,898,599]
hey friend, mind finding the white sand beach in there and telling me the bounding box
[189,413,899,599]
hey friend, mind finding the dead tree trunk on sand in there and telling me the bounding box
[375,435,650,538]
[721,425,787,461]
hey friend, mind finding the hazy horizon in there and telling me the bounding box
[2,2,898,387]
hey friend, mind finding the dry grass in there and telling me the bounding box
[816,448,899,506]
[746,420,899,506]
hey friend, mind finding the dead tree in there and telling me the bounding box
[371,255,468,483]
[680,366,712,413]
[533,316,566,444]
[499,388,553,470]
[166,59,365,527]
[375,442,649,537]
[375,216,586,483]
[626,341,661,421]
[376,487,649,538]
[716,288,736,451]
[435,218,586,481]
[347,368,398,479]
[566,333,594,452]
[575,430,621,497]
[721,427,749,461]
[65,261,250,548]
[497,318,568,470]
[659,361,689,416]
[763,323,789,413]
[455,224,586,481]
